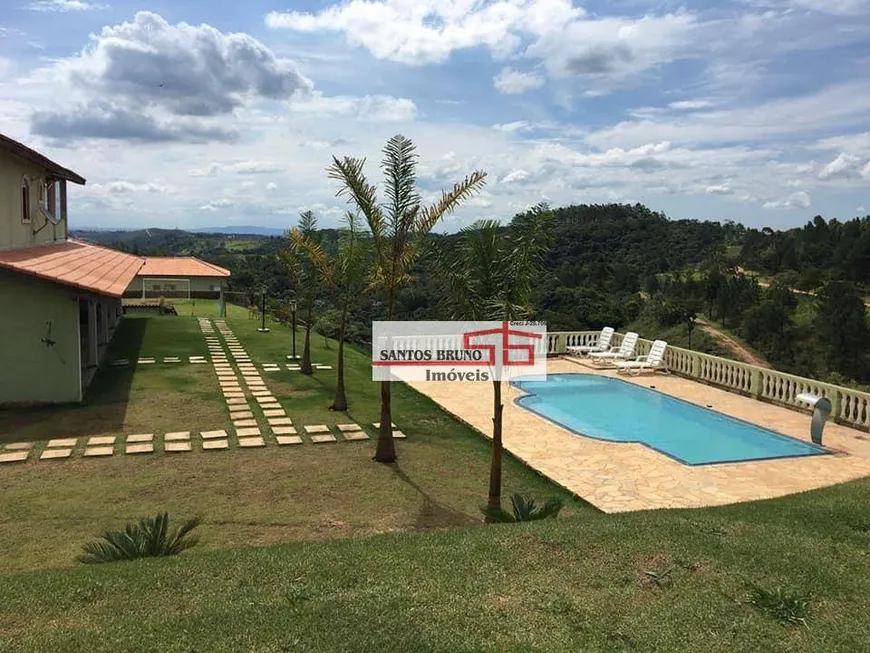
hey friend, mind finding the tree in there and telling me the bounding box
[436,206,553,517]
[328,134,487,463]
[284,211,321,375]
[291,212,369,411]
[814,281,870,381]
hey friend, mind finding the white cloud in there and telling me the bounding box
[705,184,732,194]
[789,0,870,16]
[493,68,544,94]
[288,92,416,122]
[199,198,236,211]
[500,169,530,184]
[492,121,536,133]
[188,161,284,177]
[763,191,811,210]
[26,0,106,11]
[266,182,278,191]
[668,99,715,110]
[267,1,699,95]
[818,152,868,180]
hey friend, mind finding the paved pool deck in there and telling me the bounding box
[409,358,870,513]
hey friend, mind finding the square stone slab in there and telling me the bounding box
[256,396,277,404]
[164,357,180,363]
[343,431,370,441]
[224,392,246,399]
[252,390,272,397]
[221,386,242,393]
[276,435,303,445]
[126,433,153,443]
[286,365,301,371]
[84,446,114,457]
[0,451,29,463]
[304,425,330,434]
[165,442,192,452]
[164,432,191,442]
[337,423,362,432]
[40,448,71,460]
[268,417,293,426]
[233,419,258,428]
[47,438,78,447]
[372,422,397,429]
[314,365,333,370]
[393,431,407,439]
[236,427,261,437]
[229,410,254,420]
[286,355,301,360]
[272,426,296,435]
[310,434,337,443]
[191,360,207,364]
[189,356,205,361]
[111,359,129,366]
[238,437,265,447]
[4,442,33,450]
[138,358,155,364]
[203,439,229,450]
[258,402,281,411]
[126,444,153,454]
[263,409,286,417]
[201,429,227,440]
[226,398,248,406]
[88,436,116,446]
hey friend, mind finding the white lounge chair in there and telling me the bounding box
[566,327,614,356]
[616,340,669,375]
[589,332,638,364]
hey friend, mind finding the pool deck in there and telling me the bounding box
[409,358,870,512]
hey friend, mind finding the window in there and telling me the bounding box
[21,178,30,223]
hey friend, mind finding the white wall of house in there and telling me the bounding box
[0,153,68,252]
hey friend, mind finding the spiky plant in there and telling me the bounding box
[482,493,564,523]
[78,512,202,564]
[749,585,810,627]
[328,134,487,463]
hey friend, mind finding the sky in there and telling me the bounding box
[0,0,869,233]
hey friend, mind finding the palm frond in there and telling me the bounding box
[417,170,488,235]
[327,155,388,266]
[78,513,202,564]
[381,134,420,235]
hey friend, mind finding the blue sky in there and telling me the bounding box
[0,0,868,232]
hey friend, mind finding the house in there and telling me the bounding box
[125,256,231,299]
[0,133,145,405]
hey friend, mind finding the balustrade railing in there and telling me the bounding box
[551,330,870,430]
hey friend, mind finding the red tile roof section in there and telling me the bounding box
[0,240,144,297]
[139,257,231,278]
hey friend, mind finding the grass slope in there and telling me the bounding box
[2,477,870,652]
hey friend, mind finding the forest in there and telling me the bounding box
[74,203,870,387]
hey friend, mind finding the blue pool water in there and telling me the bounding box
[512,374,827,465]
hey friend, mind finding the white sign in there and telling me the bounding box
[372,320,548,382]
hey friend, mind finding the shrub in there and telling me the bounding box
[482,493,564,523]
[749,585,810,627]
[78,512,202,564]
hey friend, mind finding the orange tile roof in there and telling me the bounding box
[0,239,144,297]
[139,257,231,278]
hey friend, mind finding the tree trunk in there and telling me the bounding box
[301,306,314,375]
[485,379,504,521]
[373,287,397,464]
[331,302,348,411]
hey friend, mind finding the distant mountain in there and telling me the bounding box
[190,226,285,236]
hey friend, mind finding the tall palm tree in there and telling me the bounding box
[283,211,320,375]
[290,211,369,411]
[328,134,487,463]
[436,205,553,516]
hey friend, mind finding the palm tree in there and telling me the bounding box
[436,205,553,516]
[328,134,487,463]
[290,211,369,411]
[283,211,320,375]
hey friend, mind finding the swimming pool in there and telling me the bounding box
[512,374,827,465]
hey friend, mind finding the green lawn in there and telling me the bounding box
[0,305,582,574]
[3,303,870,651]
[2,477,870,652]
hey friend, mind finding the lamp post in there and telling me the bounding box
[290,300,298,359]
[258,289,269,333]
